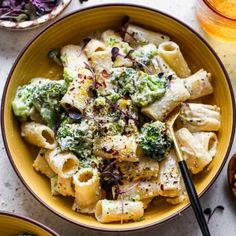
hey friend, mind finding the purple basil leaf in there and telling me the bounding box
[68,109,82,120]
[24,2,36,20]
[111,47,120,62]
[121,15,130,26]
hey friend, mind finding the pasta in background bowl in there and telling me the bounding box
[1,4,235,231]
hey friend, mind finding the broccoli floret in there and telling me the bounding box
[56,120,96,158]
[139,121,172,162]
[48,49,62,66]
[111,68,137,95]
[131,72,167,107]
[12,78,67,128]
[63,67,77,84]
[133,44,158,65]
[110,68,167,107]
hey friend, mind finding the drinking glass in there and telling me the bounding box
[196,0,236,40]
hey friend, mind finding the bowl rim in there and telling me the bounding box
[1,3,235,232]
[0,211,60,235]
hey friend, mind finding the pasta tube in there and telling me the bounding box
[114,179,160,201]
[93,135,139,162]
[61,45,88,82]
[90,51,113,72]
[124,24,170,47]
[50,175,74,197]
[57,176,75,197]
[50,176,59,196]
[158,41,191,78]
[178,103,221,131]
[141,79,190,121]
[184,69,213,100]
[95,200,144,223]
[60,68,93,113]
[192,132,218,158]
[117,156,159,180]
[101,29,123,46]
[142,198,153,209]
[72,202,96,214]
[60,44,88,71]
[157,150,182,197]
[21,122,57,149]
[166,192,187,205]
[73,168,102,208]
[45,149,79,178]
[33,148,56,178]
[150,55,176,76]
[84,39,106,58]
[176,128,212,174]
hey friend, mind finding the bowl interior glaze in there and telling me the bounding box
[2,4,235,231]
[0,212,59,235]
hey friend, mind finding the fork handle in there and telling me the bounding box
[178,160,211,236]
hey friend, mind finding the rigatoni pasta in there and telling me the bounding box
[12,21,220,224]
[45,149,79,178]
[158,41,191,78]
[183,69,213,100]
[33,148,55,178]
[192,132,218,158]
[60,68,94,113]
[95,200,144,223]
[21,122,57,149]
[142,79,190,121]
[177,103,221,131]
[73,168,102,208]
[157,151,182,197]
[60,45,89,82]
[176,128,213,174]
[124,24,170,47]
[93,135,139,162]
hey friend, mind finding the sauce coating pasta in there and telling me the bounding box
[12,21,220,224]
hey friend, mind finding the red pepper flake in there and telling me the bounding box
[101,69,110,78]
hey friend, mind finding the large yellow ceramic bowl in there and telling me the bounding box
[1,4,235,232]
[0,211,59,236]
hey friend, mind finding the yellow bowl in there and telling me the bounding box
[1,4,235,232]
[0,211,59,236]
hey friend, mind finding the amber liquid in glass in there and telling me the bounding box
[208,0,236,19]
[196,0,236,40]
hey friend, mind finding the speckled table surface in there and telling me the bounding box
[0,0,236,235]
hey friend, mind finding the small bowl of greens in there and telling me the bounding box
[0,0,71,30]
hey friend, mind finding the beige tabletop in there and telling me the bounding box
[0,0,236,235]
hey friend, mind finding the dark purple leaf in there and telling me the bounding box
[111,47,120,62]
[124,49,134,59]
[68,109,82,120]
[78,37,91,56]
[0,0,58,22]
[121,15,130,27]
[204,205,224,223]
